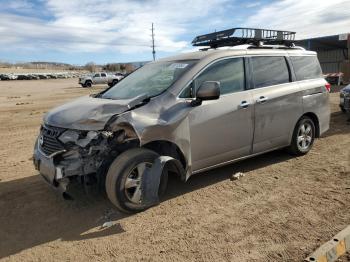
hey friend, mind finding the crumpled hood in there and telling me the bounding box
[43,95,135,130]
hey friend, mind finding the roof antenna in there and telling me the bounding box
[151,23,156,61]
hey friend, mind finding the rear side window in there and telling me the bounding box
[290,56,322,81]
[251,56,290,88]
[195,57,245,95]
[101,73,107,77]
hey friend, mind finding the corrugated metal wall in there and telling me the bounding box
[317,49,347,73]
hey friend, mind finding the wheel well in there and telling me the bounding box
[142,140,187,169]
[302,112,320,138]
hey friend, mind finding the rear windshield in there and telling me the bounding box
[101,60,197,99]
[290,56,322,81]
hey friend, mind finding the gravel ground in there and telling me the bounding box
[0,79,349,261]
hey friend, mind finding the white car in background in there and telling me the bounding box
[79,72,124,88]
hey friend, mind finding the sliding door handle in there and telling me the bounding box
[257,96,268,104]
[239,101,250,109]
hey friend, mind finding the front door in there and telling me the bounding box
[188,57,255,171]
[93,73,102,84]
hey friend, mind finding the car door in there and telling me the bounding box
[93,73,101,84]
[250,56,302,153]
[186,57,255,171]
[100,73,108,84]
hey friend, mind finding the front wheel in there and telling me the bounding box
[287,116,315,156]
[105,148,168,213]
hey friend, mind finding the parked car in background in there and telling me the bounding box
[79,72,124,88]
[340,84,350,113]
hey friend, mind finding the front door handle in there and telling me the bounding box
[257,96,268,104]
[239,101,250,109]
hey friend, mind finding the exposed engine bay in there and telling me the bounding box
[33,123,140,198]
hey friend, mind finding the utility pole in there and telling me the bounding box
[151,23,156,61]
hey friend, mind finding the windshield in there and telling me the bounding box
[101,60,197,99]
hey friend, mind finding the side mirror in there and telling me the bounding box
[191,81,220,106]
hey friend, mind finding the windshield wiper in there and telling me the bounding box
[127,94,151,110]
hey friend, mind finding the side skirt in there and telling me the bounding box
[191,144,290,175]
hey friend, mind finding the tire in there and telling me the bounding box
[85,81,92,88]
[340,106,346,113]
[112,79,118,86]
[105,148,168,213]
[287,116,315,156]
[81,84,86,88]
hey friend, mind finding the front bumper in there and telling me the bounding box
[340,93,350,112]
[33,139,70,195]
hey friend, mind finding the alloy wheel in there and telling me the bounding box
[124,162,152,204]
[297,122,313,151]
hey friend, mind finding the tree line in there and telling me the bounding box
[84,62,135,73]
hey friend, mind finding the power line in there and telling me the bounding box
[151,23,156,61]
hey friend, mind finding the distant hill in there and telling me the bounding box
[0,60,151,74]
[30,61,74,67]
[129,61,150,68]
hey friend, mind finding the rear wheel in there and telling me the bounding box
[287,116,315,156]
[85,81,92,88]
[105,148,168,213]
[112,79,118,86]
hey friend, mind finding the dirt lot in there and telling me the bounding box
[0,79,349,261]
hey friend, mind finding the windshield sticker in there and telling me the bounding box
[168,63,189,69]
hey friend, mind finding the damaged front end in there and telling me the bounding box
[33,124,138,199]
[32,59,196,210]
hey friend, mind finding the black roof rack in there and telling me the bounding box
[192,27,296,48]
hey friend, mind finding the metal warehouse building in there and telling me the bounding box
[297,33,350,83]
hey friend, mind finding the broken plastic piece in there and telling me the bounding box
[141,156,185,207]
[76,131,98,147]
[230,172,245,181]
[101,221,114,229]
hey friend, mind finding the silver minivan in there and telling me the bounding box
[33,29,330,212]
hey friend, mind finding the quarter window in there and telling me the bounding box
[251,56,290,88]
[290,56,322,81]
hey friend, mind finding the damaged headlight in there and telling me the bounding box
[58,130,99,148]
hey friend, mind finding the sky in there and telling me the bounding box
[0,0,350,65]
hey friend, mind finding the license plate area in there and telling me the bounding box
[39,157,56,184]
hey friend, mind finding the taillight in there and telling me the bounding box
[325,82,331,92]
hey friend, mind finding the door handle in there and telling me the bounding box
[256,96,268,104]
[239,101,250,109]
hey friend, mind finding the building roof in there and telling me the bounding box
[297,34,349,51]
